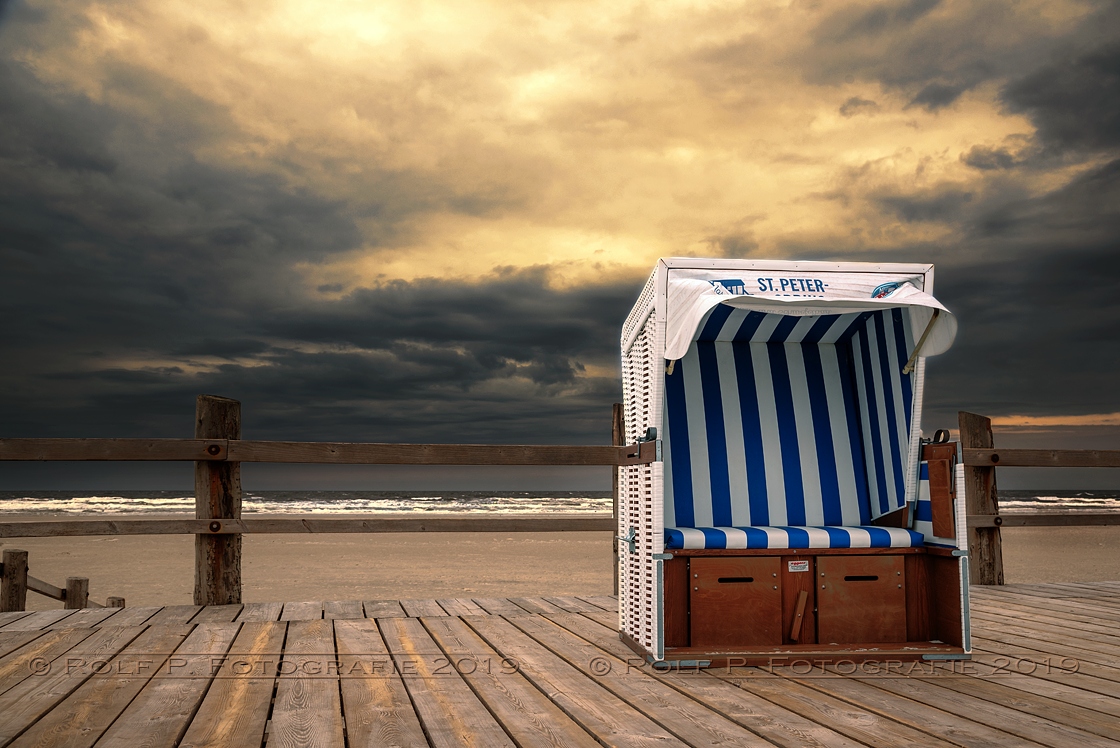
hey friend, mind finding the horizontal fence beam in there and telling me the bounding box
[963,448,1120,468]
[967,513,1120,528]
[27,575,66,601]
[0,439,226,461]
[0,438,655,466]
[0,515,616,538]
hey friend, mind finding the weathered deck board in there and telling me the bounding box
[178,621,286,747]
[236,601,284,622]
[363,599,407,618]
[380,617,515,746]
[423,615,601,748]
[322,599,364,620]
[267,619,345,748]
[0,626,143,744]
[334,619,428,748]
[6,625,191,748]
[94,623,240,748]
[0,584,1117,747]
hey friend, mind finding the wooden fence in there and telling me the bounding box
[3,399,1116,607]
[1,395,651,609]
[959,411,1120,585]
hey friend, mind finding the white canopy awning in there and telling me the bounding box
[665,270,957,361]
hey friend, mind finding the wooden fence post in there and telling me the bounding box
[612,403,624,597]
[959,411,1004,585]
[107,596,125,608]
[194,395,242,605]
[65,577,89,609]
[1,548,28,612]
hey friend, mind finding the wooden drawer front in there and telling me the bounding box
[690,557,782,647]
[817,555,907,644]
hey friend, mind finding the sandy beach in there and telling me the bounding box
[3,514,1118,610]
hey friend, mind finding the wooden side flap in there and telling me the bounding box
[922,443,957,540]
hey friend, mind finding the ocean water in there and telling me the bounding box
[0,490,614,515]
[0,489,1115,515]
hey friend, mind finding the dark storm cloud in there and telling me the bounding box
[903,157,1120,426]
[795,0,1120,112]
[0,43,643,448]
[1000,42,1120,153]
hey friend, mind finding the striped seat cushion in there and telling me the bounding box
[664,525,924,550]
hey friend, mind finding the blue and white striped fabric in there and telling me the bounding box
[663,307,915,546]
[664,525,924,550]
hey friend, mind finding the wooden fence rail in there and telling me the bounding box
[0,438,654,465]
[959,410,1120,586]
[0,394,651,608]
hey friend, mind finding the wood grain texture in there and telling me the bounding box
[280,602,323,621]
[0,630,46,661]
[434,599,483,617]
[506,613,776,747]
[969,513,1120,527]
[0,609,78,631]
[0,625,145,745]
[546,611,865,748]
[4,589,1120,747]
[959,411,1004,585]
[0,438,654,465]
[0,439,226,461]
[194,395,242,607]
[266,619,345,748]
[226,440,649,466]
[0,629,97,697]
[94,623,240,748]
[189,604,243,624]
[398,599,446,618]
[1,515,615,538]
[179,622,286,748]
[963,448,1120,467]
[322,600,364,620]
[379,617,515,747]
[143,606,202,626]
[465,615,679,747]
[1,549,28,612]
[235,601,284,622]
[424,615,600,748]
[471,598,528,616]
[24,576,64,602]
[7,624,192,748]
[44,608,116,630]
[362,600,406,618]
[334,619,428,748]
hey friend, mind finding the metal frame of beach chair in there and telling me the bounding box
[618,258,971,666]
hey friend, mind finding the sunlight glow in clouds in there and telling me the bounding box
[2,0,1119,454]
[10,0,1098,291]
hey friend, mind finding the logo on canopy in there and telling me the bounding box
[708,279,750,296]
[871,282,903,299]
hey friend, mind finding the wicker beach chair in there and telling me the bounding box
[618,259,971,666]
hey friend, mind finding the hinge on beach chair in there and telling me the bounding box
[638,427,663,461]
[617,526,637,554]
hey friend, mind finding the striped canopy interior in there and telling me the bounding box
[663,306,915,530]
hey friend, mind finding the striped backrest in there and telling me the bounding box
[663,307,915,528]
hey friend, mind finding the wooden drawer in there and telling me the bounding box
[689,557,782,647]
[817,555,907,643]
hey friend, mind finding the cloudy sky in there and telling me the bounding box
[1,0,1118,489]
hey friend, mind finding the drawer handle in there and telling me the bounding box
[843,575,880,582]
[717,577,754,584]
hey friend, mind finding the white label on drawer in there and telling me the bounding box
[787,560,809,573]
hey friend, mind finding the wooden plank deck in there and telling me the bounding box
[0,584,1117,747]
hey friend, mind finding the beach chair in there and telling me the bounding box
[618,259,971,666]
